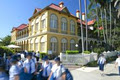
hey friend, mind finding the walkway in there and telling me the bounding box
[70,62,120,80]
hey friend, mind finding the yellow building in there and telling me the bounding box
[11,2,79,55]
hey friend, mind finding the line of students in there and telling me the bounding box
[0,51,72,80]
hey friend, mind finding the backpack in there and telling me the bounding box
[65,68,73,80]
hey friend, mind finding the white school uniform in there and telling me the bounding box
[18,60,23,72]
[36,53,40,57]
[9,64,20,80]
[5,59,11,71]
[42,62,52,77]
[98,57,106,64]
[51,64,65,80]
[116,58,120,66]
[0,72,9,80]
[23,59,36,74]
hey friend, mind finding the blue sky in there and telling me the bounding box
[0,0,89,38]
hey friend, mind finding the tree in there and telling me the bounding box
[0,35,11,46]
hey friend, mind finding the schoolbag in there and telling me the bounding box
[65,68,73,80]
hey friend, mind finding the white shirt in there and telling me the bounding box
[5,59,11,71]
[36,53,40,57]
[23,59,36,74]
[51,64,65,80]
[116,58,120,66]
[98,57,106,64]
[9,64,20,80]
[18,60,23,71]
[32,57,37,63]
[42,62,52,77]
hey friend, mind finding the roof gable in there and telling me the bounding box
[61,7,70,14]
[33,8,42,15]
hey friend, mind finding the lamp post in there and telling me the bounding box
[91,46,93,53]
[75,44,78,51]
[79,0,84,53]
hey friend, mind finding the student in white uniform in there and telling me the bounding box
[36,51,40,62]
[5,54,12,74]
[23,52,37,80]
[9,55,20,80]
[115,54,120,75]
[17,55,23,73]
[0,56,9,80]
[41,56,52,80]
[97,54,106,76]
[48,57,66,80]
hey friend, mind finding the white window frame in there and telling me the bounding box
[61,38,67,52]
[61,18,67,31]
[50,14,58,29]
[70,39,75,50]
[70,20,75,33]
[40,37,46,52]
[50,37,57,53]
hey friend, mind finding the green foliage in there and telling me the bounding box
[85,61,98,67]
[117,46,120,51]
[40,52,47,59]
[93,47,105,54]
[0,46,14,56]
[0,35,11,46]
[83,51,91,54]
[66,50,79,54]
[106,55,117,63]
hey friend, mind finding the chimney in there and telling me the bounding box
[59,2,64,8]
[82,13,85,21]
[76,10,80,18]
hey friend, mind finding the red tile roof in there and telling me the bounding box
[49,4,64,11]
[12,24,27,32]
[36,8,42,12]
[77,19,96,26]
[17,24,27,30]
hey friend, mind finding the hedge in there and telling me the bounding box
[83,51,90,54]
[66,50,79,54]
[0,46,14,56]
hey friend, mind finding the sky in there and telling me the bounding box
[0,0,89,38]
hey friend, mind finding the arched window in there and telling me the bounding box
[61,38,67,52]
[35,17,39,32]
[40,37,46,52]
[70,20,75,34]
[50,37,57,53]
[70,39,75,50]
[35,38,39,52]
[31,25,34,35]
[41,14,46,28]
[30,39,34,50]
[61,18,67,32]
[50,14,58,29]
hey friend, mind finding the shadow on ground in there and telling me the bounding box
[105,73,119,76]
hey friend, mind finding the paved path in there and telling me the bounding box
[70,62,120,80]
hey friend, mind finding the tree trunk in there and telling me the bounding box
[101,9,106,44]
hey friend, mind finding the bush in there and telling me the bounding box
[93,47,105,54]
[40,52,48,59]
[85,61,98,67]
[106,55,117,63]
[66,50,79,54]
[83,51,90,54]
[0,46,14,56]
[117,46,120,51]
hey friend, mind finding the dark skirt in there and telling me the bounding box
[99,64,104,71]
